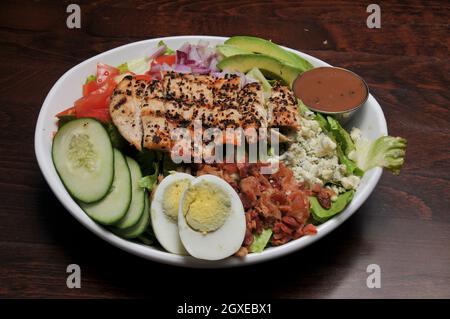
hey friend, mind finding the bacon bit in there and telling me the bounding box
[235,246,248,257]
[303,223,318,235]
[315,187,336,209]
[312,183,322,193]
[196,162,314,250]
[240,176,261,203]
[282,216,300,228]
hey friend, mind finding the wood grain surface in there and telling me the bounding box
[0,0,449,298]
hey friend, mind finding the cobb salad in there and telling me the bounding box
[52,36,407,260]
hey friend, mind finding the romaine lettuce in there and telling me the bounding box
[327,116,355,155]
[85,74,96,84]
[158,40,175,55]
[138,162,159,191]
[249,228,273,253]
[117,62,129,74]
[349,135,407,175]
[246,67,272,98]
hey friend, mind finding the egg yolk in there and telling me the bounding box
[182,181,231,234]
[162,179,191,221]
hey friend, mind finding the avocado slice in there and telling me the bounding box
[225,36,314,72]
[217,54,302,86]
[310,190,354,223]
[216,45,252,57]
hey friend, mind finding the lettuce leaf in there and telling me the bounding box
[127,57,151,74]
[314,114,360,175]
[327,116,355,155]
[85,74,96,84]
[349,135,407,175]
[138,162,159,191]
[246,67,272,98]
[158,40,175,55]
[249,229,273,253]
[117,62,129,74]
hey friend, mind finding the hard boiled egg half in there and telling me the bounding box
[178,174,246,260]
[150,172,194,255]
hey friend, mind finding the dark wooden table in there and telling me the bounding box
[0,0,449,299]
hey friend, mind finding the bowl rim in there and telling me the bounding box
[34,35,387,268]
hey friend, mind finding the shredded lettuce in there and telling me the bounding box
[314,113,329,131]
[246,67,272,98]
[314,114,360,175]
[85,74,96,84]
[336,146,363,176]
[128,57,151,74]
[138,162,159,191]
[117,62,129,74]
[158,40,175,55]
[327,116,355,155]
[349,135,407,175]
[297,99,314,118]
[249,229,273,253]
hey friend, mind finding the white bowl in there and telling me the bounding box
[34,36,387,268]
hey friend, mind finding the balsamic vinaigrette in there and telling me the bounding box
[293,67,368,113]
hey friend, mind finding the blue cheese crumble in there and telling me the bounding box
[281,114,361,195]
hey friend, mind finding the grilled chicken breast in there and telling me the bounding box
[141,80,173,150]
[109,76,147,150]
[267,82,299,128]
[109,72,299,152]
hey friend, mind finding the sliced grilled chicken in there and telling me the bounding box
[191,106,216,129]
[163,72,214,105]
[141,98,174,151]
[165,100,194,125]
[110,73,300,153]
[213,74,241,107]
[109,76,148,150]
[267,82,299,129]
[141,80,174,151]
[239,82,268,131]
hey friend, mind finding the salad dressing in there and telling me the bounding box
[293,67,368,112]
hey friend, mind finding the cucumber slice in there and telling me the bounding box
[80,149,132,225]
[52,118,114,203]
[113,195,150,239]
[114,157,145,229]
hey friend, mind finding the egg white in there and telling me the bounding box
[178,174,246,260]
[151,172,194,255]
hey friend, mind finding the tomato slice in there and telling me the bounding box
[56,106,76,118]
[152,54,176,66]
[134,74,152,81]
[96,63,120,86]
[77,108,111,123]
[82,80,99,96]
[91,77,117,96]
[74,77,116,121]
